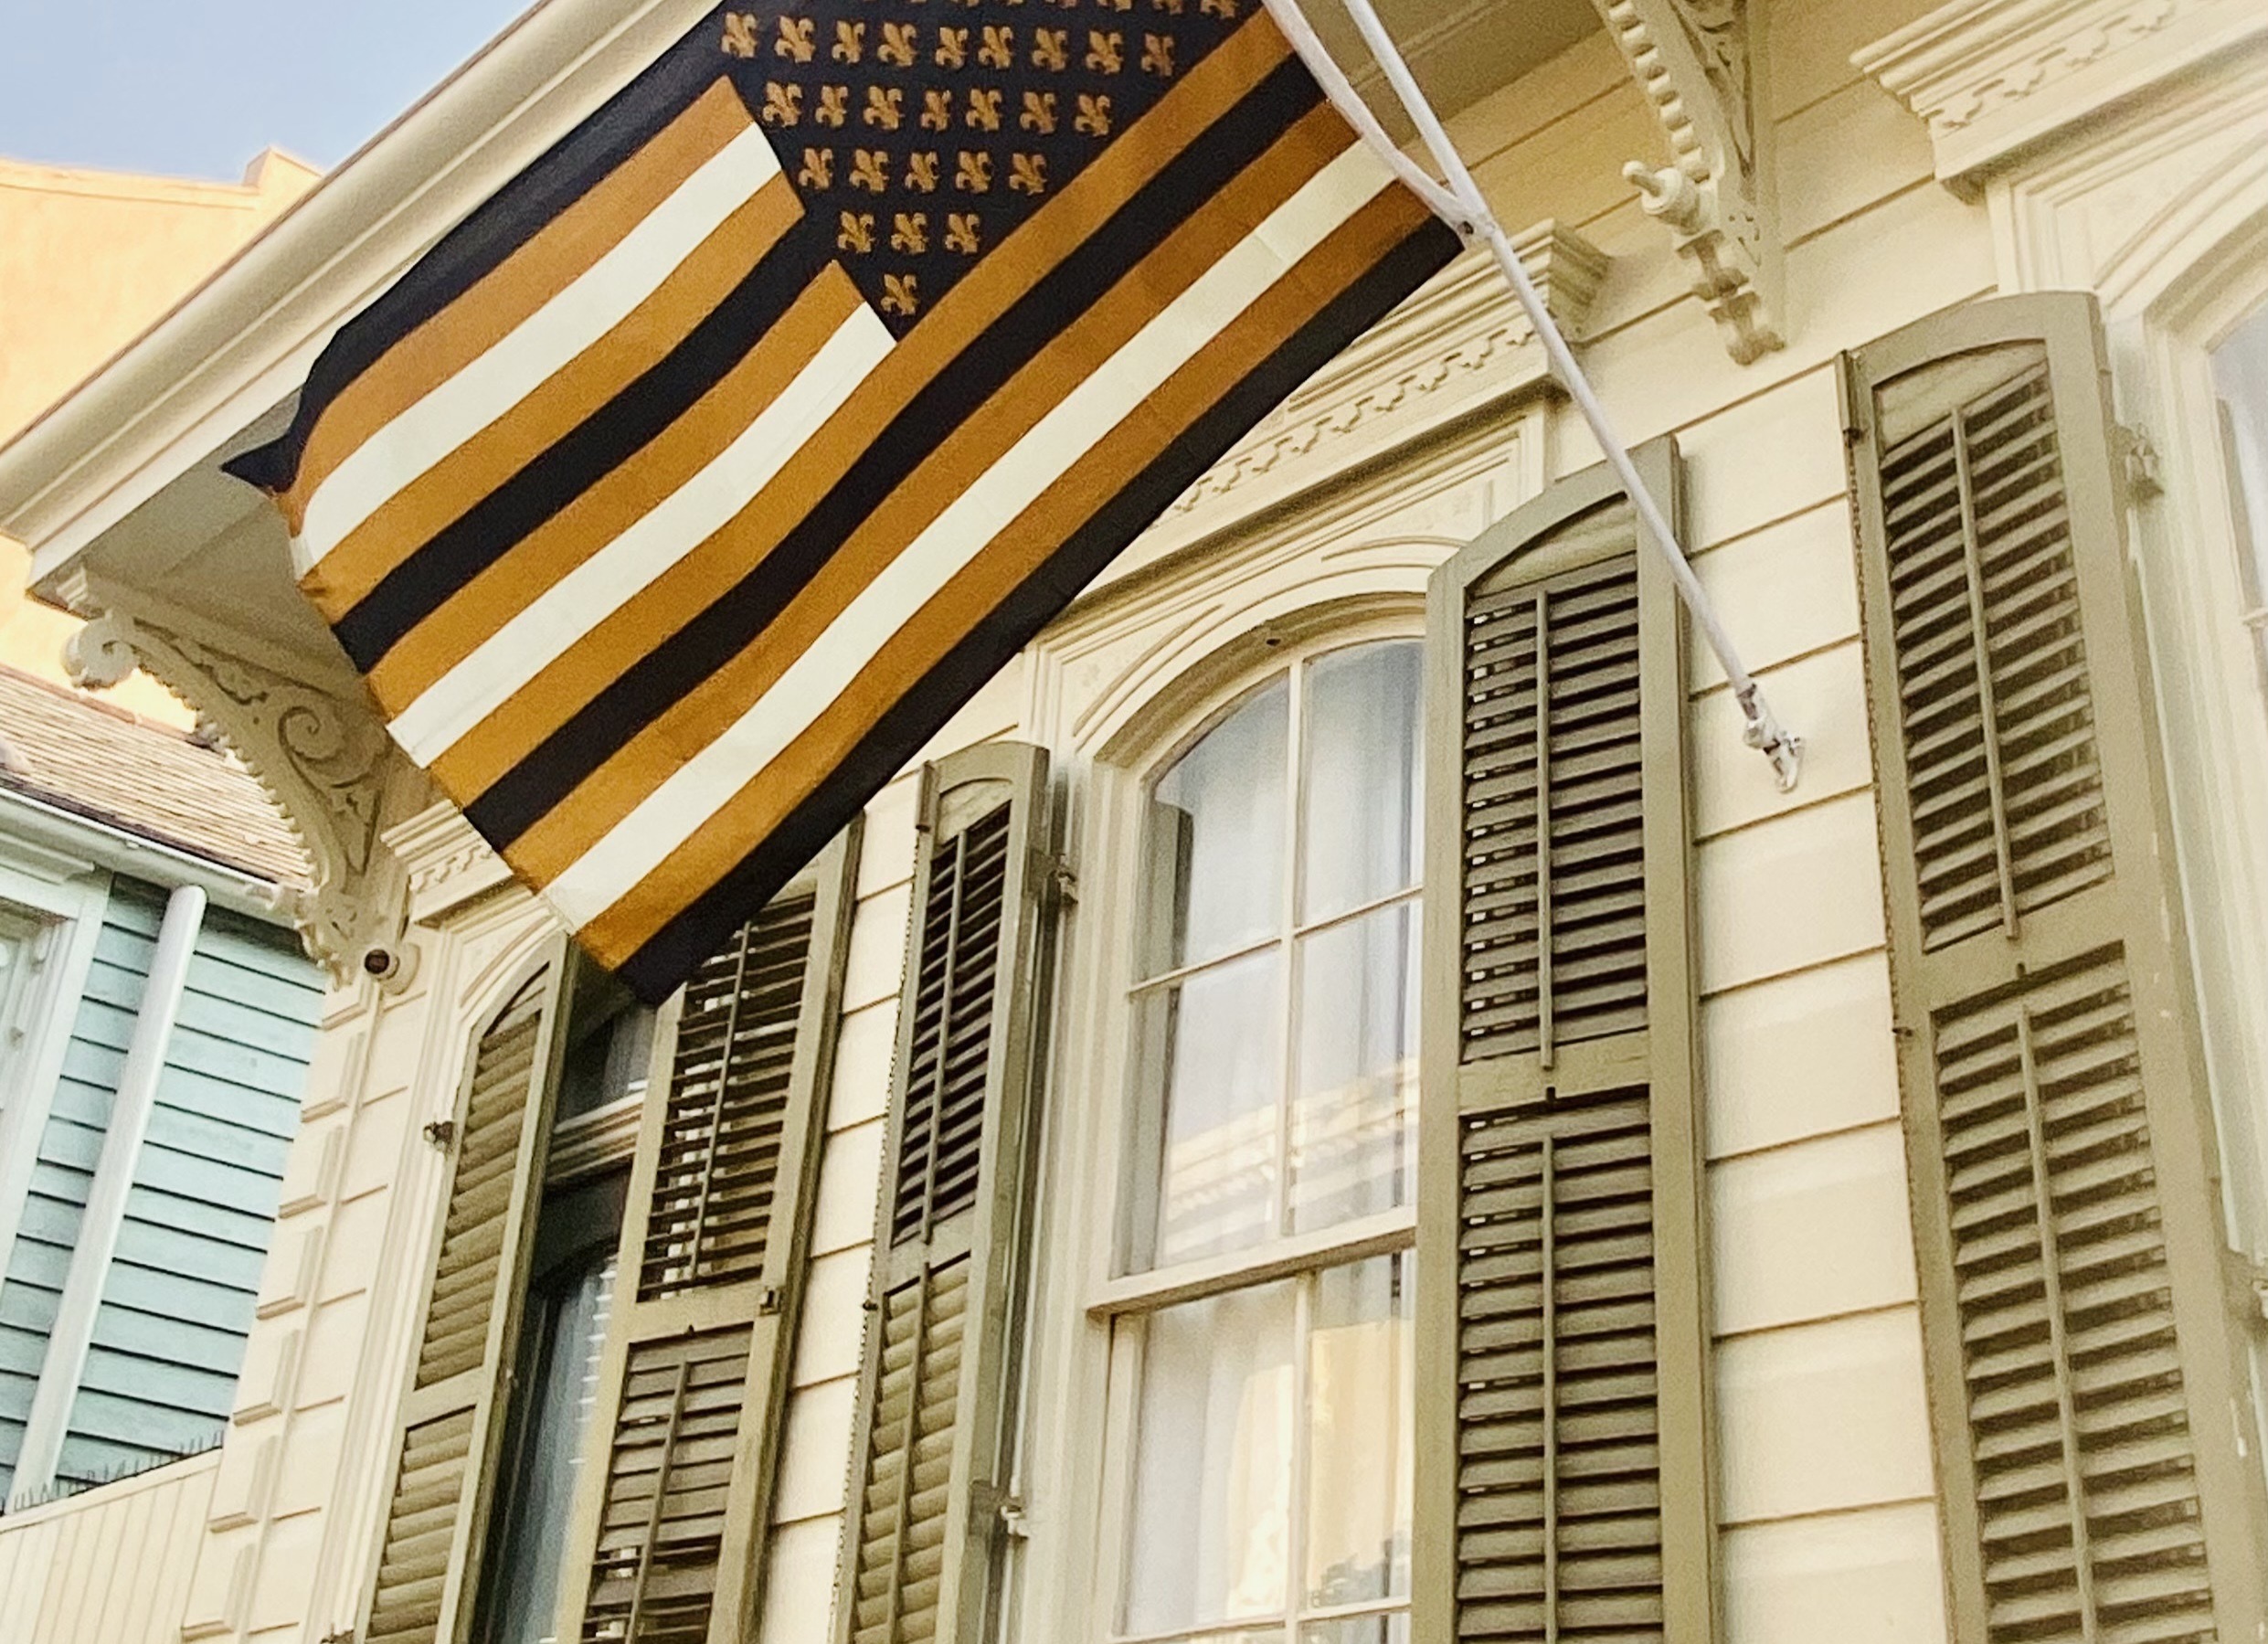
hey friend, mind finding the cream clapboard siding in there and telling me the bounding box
[0,1448,217,1644]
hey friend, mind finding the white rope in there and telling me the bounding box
[1259,0,1803,790]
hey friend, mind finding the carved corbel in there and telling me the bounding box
[64,605,405,983]
[1594,0,1784,363]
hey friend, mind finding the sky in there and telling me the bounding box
[0,0,540,183]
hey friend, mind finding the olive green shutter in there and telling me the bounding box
[1415,441,1714,1644]
[364,948,571,1644]
[1845,292,2268,1644]
[556,827,861,1644]
[836,743,1054,1644]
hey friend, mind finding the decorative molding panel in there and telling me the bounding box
[1856,0,2268,194]
[386,800,514,927]
[59,593,406,981]
[1140,225,1598,566]
[1595,0,1783,362]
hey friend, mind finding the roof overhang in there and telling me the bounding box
[0,0,1596,685]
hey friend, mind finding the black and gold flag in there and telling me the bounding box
[229,0,1459,1001]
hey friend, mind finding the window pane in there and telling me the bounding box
[556,985,653,1122]
[2213,305,2268,628]
[485,1248,616,1644]
[1123,1282,1298,1636]
[1137,950,1283,1267]
[1306,1257,1414,1613]
[1301,1616,1410,1644]
[1300,643,1422,924]
[1289,905,1418,1235]
[1147,677,1288,974]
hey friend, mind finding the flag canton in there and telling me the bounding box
[717,0,1250,335]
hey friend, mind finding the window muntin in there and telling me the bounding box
[1104,632,1422,1644]
[1127,641,1423,1274]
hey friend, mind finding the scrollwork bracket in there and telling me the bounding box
[1595,0,1784,363]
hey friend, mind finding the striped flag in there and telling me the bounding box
[229,0,1460,1002]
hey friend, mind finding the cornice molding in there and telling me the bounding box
[1137,224,1599,564]
[1595,0,1782,364]
[1856,0,2268,194]
[384,801,514,928]
[59,590,402,981]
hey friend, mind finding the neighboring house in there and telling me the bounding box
[3,4,2268,1644]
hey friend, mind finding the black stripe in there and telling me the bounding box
[466,51,1326,850]
[227,26,731,496]
[331,228,831,670]
[611,214,1462,1002]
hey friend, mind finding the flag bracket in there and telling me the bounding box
[1263,0,1804,793]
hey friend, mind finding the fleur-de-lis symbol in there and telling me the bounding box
[880,21,919,65]
[1086,29,1123,71]
[832,20,864,61]
[761,82,804,125]
[921,89,953,131]
[722,12,759,58]
[1009,153,1048,196]
[864,86,905,130]
[816,85,851,126]
[891,212,930,254]
[906,151,941,191]
[851,149,890,192]
[935,26,968,67]
[776,16,815,61]
[1032,27,1068,69]
[1075,91,1113,135]
[1140,32,1173,75]
[979,26,1014,68]
[965,88,1002,131]
[798,147,834,189]
[946,212,982,255]
[837,210,876,254]
[1020,90,1057,133]
[955,150,994,192]
[1200,0,1235,16]
[882,272,919,317]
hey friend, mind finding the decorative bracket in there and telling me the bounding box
[62,602,405,984]
[1594,0,1784,363]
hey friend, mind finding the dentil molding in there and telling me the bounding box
[1857,0,2268,195]
[60,594,402,981]
[1594,0,1783,364]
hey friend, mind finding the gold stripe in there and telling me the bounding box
[281,80,756,532]
[578,189,1438,965]
[363,264,860,715]
[432,11,1295,805]
[307,173,802,624]
[504,101,1353,886]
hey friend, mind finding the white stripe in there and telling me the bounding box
[388,305,894,761]
[547,143,1397,932]
[294,122,784,574]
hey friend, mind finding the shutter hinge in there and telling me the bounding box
[1036,851,1076,907]
[2222,1248,2268,1334]
[317,1630,355,1644]
[420,1118,456,1150]
[757,1285,784,1317]
[1835,351,1867,445]
[2114,421,2164,501]
[970,1481,1029,1539]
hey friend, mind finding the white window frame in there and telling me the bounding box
[1051,612,1428,1644]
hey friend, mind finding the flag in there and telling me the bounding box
[228,0,1460,1002]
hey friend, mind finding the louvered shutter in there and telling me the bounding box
[836,743,1054,1644]
[1846,293,2268,1644]
[364,951,570,1644]
[1415,442,1714,1644]
[555,827,861,1644]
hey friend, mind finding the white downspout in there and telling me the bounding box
[7,882,207,1509]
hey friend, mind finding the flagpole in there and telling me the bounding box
[1261,0,1804,792]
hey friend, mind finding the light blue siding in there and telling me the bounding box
[52,894,321,1492]
[0,880,323,1506]
[0,887,157,1500]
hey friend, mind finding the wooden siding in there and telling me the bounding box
[0,1448,217,1644]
